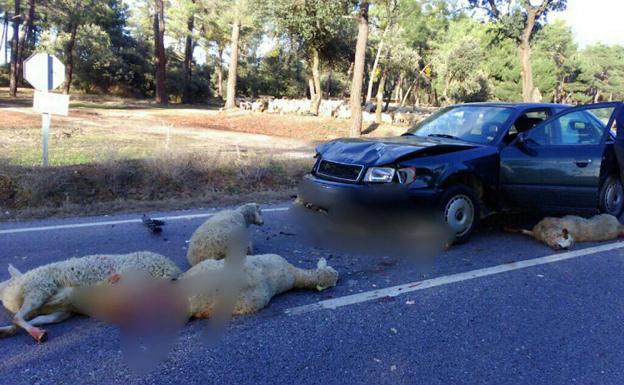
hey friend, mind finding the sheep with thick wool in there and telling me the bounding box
[186,203,264,266]
[0,251,181,342]
[182,254,339,317]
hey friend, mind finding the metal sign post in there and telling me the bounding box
[41,111,51,166]
[23,53,68,167]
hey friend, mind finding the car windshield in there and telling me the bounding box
[406,105,515,144]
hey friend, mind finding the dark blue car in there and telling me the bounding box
[300,102,624,243]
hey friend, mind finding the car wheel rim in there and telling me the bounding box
[444,194,475,237]
[605,181,623,215]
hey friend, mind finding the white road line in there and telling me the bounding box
[0,207,290,235]
[285,241,624,316]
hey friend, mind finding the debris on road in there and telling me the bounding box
[142,214,165,234]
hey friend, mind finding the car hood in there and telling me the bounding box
[316,135,480,166]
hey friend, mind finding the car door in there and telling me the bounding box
[500,103,621,210]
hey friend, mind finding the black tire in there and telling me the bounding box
[438,184,481,244]
[599,175,624,217]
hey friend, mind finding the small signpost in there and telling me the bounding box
[23,53,69,166]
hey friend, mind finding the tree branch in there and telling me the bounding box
[535,0,552,18]
[486,0,501,19]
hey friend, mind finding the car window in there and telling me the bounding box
[408,105,514,144]
[505,109,549,144]
[527,106,615,146]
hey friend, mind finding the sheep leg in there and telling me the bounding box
[0,312,71,339]
[28,311,72,327]
[12,293,50,343]
[0,325,18,338]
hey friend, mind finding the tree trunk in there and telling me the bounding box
[375,69,386,124]
[16,0,35,86]
[216,46,224,99]
[384,75,397,111]
[182,8,195,104]
[401,79,418,107]
[309,48,321,115]
[365,26,387,104]
[348,1,370,138]
[342,62,353,98]
[518,9,536,102]
[393,71,403,103]
[2,14,7,65]
[325,69,332,98]
[308,77,315,99]
[224,15,240,109]
[9,0,21,97]
[63,23,77,94]
[414,75,420,107]
[153,0,168,105]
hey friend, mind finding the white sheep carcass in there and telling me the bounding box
[513,214,624,250]
[186,203,264,266]
[52,254,339,335]
[183,254,339,317]
[0,251,181,342]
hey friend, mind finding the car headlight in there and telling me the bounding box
[363,167,395,183]
[397,167,417,184]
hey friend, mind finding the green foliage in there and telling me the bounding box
[570,44,624,102]
[483,34,522,101]
[263,0,354,64]
[7,0,623,106]
[468,0,567,42]
[431,18,491,103]
[238,44,306,97]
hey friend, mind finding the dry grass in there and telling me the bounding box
[0,153,311,220]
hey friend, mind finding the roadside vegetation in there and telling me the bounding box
[0,152,310,219]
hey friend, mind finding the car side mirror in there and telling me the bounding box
[514,132,538,155]
[515,132,528,147]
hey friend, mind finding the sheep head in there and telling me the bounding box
[239,203,264,226]
[315,258,338,291]
[545,227,574,250]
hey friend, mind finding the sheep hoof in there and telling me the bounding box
[30,327,47,343]
[37,331,48,343]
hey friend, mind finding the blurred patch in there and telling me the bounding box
[69,236,249,373]
[71,271,188,375]
[292,182,453,261]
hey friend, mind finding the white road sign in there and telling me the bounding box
[23,53,69,167]
[33,90,69,116]
[23,53,65,91]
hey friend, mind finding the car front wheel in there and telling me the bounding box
[439,184,481,244]
[599,175,624,217]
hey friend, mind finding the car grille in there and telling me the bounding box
[316,160,363,182]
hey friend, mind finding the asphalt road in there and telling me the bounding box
[0,203,623,384]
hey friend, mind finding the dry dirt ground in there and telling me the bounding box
[0,92,404,166]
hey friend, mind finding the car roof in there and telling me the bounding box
[452,102,570,110]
